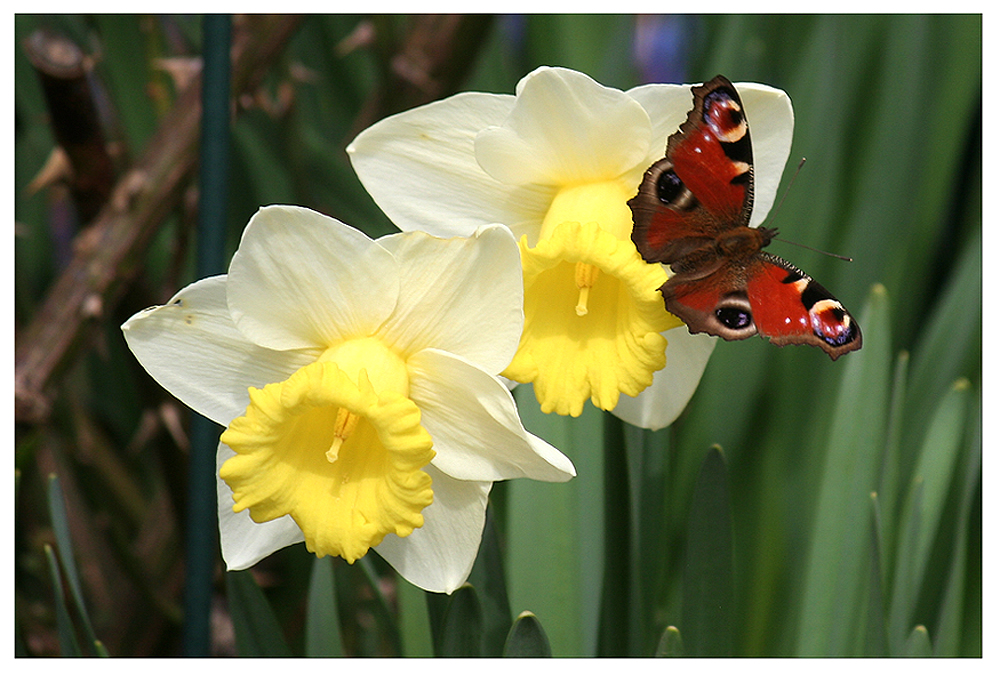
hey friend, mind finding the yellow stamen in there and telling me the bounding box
[326,407,360,463]
[574,262,600,316]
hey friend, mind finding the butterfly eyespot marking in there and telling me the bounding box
[656,168,683,202]
[655,166,698,210]
[716,305,752,330]
[809,300,857,347]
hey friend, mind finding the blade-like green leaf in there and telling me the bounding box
[933,391,981,657]
[864,493,888,655]
[305,556,343,657]
[225,570,293,656]
[682,446,734,657]
[876,350,911,577]
[888,379,971,652]
[44,544,82,657]
[623,421,673,655]
[467,506,513,656]
[902,230,981,475]
[504,611,552,657]
[397,581,434,657]
[598,414,630,656]
[506,385,605,656]
[654,626,685,657]
[903,625,933,657]
[440,585,483,657]
[795,284,893,656]
[46,474,102,653]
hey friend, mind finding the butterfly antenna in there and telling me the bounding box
[766,157,854,262]
[769,157,806,220]
[773,236,854,262]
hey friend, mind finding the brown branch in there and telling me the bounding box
[23,28,116,225]
[15,15,304,424]
[346,14,494,141]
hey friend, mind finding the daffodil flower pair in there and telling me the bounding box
[123,66,795,594]
[123,206,575,593]
[348,66,794,429]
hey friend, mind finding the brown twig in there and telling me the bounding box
[23,28,116,225]
[14,15,303,424]
[346,14,494,141]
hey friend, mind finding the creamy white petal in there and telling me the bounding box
[374,464,491,594]
[348,92,553,240]
[475,67,652,186]
[216,443,305,570]
[611,327,717,431]
[121,275,318,427]
[735,83,794,227]
[227,205,399,351]
[625,81,701,165]
[375,225,523,374]
[408,348,576,483]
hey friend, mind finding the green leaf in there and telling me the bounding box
[654,626,685,657]
[902,230,981,474]
[934,392,981,656]
[356,556,402,654]
[504,611,552,657]
[506,385,605,656]
[888,379,971,652]
[795,284,894,656]
[876,350,911,575]
[903,625,933,657]
[44,544,82,657]
[46,474,103,654]
[598,414,630,656]
[397,580,434,657]
[864,493,888,655]
[682,446,734,656]
[225,570,293,656]
[305,556,343,656]
[467,506,513,656]
[440,585,483,657]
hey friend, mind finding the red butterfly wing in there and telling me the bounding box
[629,75,754,265]
[745,254,862,359]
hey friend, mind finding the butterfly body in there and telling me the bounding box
[629,75,861,360]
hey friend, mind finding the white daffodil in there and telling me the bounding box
[348,66,793,430]
[122,205,575,594]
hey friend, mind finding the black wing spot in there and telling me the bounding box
[722,133,752,165]
[656,168,685,205]
[716,305,753,330]
[801,279,836,310]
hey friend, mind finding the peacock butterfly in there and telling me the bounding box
[629,75,861,360]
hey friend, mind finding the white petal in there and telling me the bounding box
[475,67,652,186]
[374,464,490,594]
[227,205,399,350]
[375,225,523,373]
[625,81,701,164]
[611,327,717,431]
[348,92,553,240]
[121,276,317,426]
[216,443,304,570]
[735,83,794,227]
[408,348,576,482]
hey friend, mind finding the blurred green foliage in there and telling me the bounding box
[15,14,979,656]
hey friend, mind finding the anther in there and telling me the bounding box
[326,407,360,463]
[574,262,600,316]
